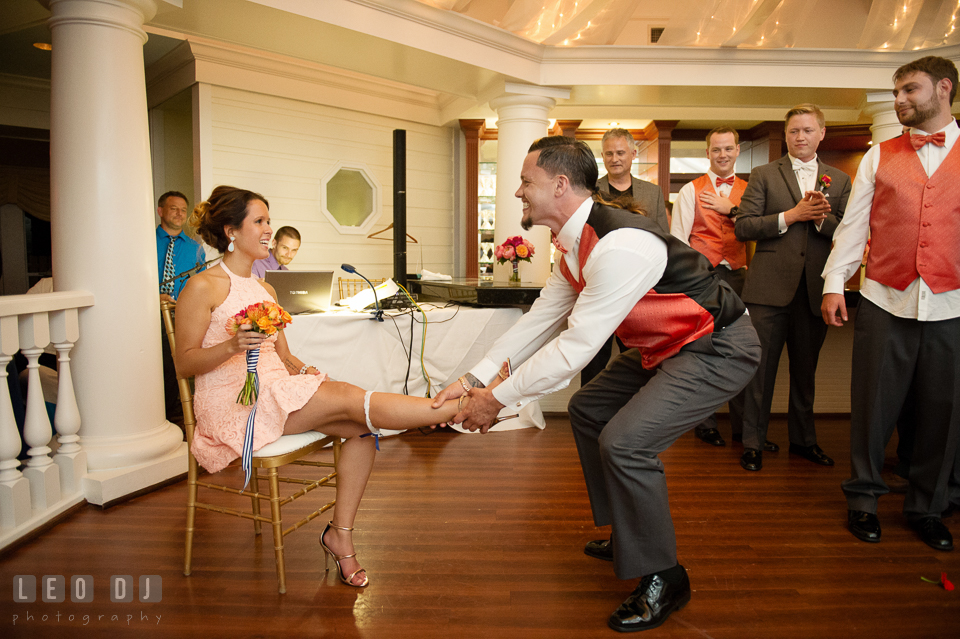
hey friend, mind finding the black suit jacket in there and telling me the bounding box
[734,156,852,316]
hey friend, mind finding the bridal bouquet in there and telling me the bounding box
[225,301,292,405]
[494,236,536,282]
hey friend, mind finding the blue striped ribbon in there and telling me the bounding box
[240,347,260,491]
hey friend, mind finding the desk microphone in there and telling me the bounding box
[341,263,383,322]
[159,256,221,288]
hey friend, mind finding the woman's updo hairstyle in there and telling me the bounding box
[189,186,269,253]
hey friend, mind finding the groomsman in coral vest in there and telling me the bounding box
[822,56,960,552]
[671,126,750,448]
[734,104,852,473]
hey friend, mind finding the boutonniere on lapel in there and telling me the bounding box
[817,174,831,192]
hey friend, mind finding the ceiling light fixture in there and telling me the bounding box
[33,43,52,51]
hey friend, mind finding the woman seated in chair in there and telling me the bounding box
[175,185,475,589]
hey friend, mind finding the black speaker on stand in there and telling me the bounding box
[393,129,407,290]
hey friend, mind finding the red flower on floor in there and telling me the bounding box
[921,572,954,591]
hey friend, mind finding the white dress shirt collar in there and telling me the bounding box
[556,197,595,257]
[787,153,818,168]
[908,117,959,140]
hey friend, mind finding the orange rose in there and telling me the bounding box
[515,245,529,259]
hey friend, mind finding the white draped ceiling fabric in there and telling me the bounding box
[416,0,960,50]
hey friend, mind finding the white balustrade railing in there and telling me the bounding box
[0,291,94,544]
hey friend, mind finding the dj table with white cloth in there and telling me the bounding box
[283,304,545,432]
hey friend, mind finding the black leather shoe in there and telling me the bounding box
[732,434,778,452]
[848,510,881,543]
[789,443,834,466]
[585,538,614,562]
[695,428,725,447]
[609,566,691,633]
[911,517,954,551]
[740,449,762,471]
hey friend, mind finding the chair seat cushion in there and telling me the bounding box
[253,431,327,458]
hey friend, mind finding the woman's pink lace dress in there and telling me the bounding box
[191,262,327,473]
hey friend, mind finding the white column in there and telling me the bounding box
[489,93,556,284]
[862,92,902,144]
[46,0,184,494]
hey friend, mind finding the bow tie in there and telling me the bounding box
[792,159,816,173]
[551,233,568,255]
[910,131,946,150]
[716,176,735,187]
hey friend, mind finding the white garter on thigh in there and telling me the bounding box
[363,390,381,435]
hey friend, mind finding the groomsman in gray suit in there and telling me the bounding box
[596,128,670,233]
[734,104,852,472]
[583,128,671,386]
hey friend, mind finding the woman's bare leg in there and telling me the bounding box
[283,382,461,585]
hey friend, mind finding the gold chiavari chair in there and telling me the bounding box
[337,277,387,300]
[160,300,341,594]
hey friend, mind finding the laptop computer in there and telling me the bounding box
[264,270,335,314]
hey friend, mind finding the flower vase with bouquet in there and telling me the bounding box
[494,235,535,283]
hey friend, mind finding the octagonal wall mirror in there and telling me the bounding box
[320,161,383,235]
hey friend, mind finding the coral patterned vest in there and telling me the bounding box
[557,203,745,370]
[866,133,960,293]
[688,174,748,270]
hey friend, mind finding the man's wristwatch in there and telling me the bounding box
[727,205,739,218]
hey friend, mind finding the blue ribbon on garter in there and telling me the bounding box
[359,432,380,451]
[240,347,260,491]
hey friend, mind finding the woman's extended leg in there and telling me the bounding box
[283,381,462,586]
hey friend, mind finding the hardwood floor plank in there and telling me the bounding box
[1,415,958,638]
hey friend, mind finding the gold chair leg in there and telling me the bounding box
[267,467,286,594]
[250,469,262,536]
[184,455,199,576]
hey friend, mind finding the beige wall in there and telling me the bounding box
[208,85,455,281]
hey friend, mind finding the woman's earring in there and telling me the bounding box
[227,237,235,253]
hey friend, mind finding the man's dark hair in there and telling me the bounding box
[158,191,188,207]
[894,56,958,105]
[527,136,598,194]
[273,226,301,244]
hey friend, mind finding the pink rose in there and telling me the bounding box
[503,245,516,261]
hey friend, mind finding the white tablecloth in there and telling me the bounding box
[284,304,544,432]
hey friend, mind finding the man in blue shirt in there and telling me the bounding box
[156,190,204,425]
[156,191,205,301]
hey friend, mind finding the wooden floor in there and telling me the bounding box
[2,415,958,638]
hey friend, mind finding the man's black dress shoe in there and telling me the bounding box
[911,516,954,551]
[740,449,762,471]
[609,566,691,633]
[848,510,881,543]
[788,443,834,466]
[585,538,614,562]
[731,434,779,452]
[695,428,725,446]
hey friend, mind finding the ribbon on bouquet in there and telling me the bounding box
[240,347,261,491]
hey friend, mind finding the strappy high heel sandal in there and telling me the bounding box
[320,522,369,588]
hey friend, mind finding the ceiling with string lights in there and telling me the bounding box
[416,0,960,50]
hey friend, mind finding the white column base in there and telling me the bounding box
[81,420,183,471]
[0,477,32,529]
[23,462,61,511]
[54,450,88,495]
[82,440,187,506]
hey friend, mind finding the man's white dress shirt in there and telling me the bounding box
[469,198,668,410]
